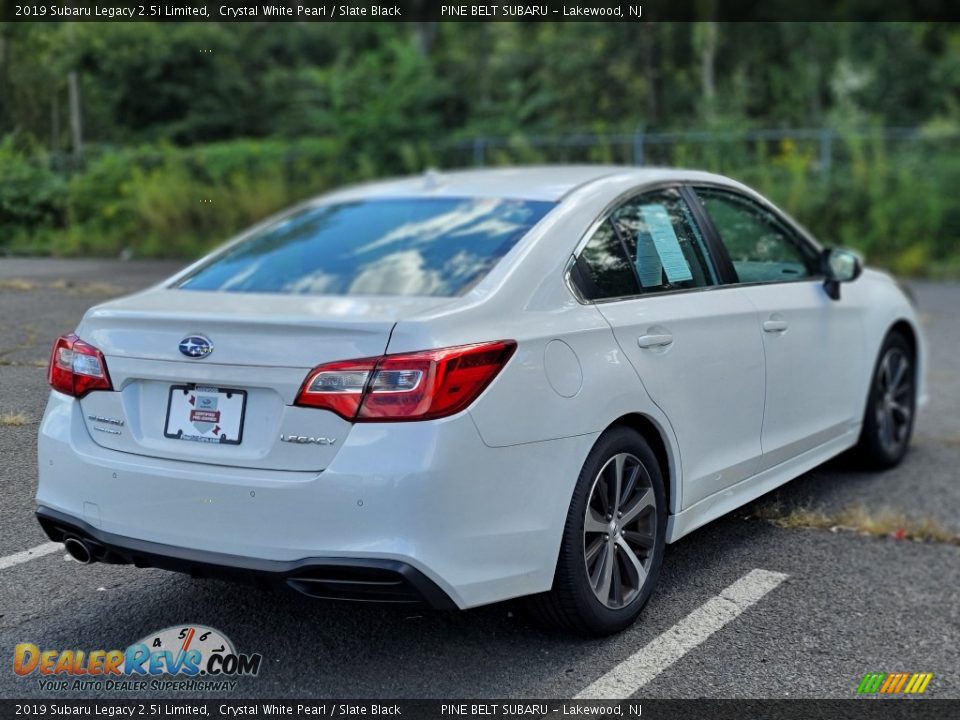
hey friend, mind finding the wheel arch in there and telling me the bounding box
[869,317,924,407]
[608,413,678,517]
[888,319,918,359]
[886,315,926,404]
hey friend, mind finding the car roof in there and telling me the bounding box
[318,166,742,204]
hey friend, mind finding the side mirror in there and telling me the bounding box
[821,248,862,301]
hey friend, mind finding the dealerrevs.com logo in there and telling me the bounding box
[13,625,262,692]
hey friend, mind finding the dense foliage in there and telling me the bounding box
[0,21,958,274]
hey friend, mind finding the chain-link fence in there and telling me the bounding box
[433,127,949,176]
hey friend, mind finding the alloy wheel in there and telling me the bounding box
[875,347,913,455]
[583,452,658,609]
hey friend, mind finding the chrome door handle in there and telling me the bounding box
[637,334,674,348]
[763,320,789,333]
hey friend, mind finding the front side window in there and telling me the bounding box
[573,188,718,301]
[176,197,555,297]
[695,188,819,284]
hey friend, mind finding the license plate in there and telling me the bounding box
[164,385,247,445]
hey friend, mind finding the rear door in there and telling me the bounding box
[571,186,766,508]
[691,186,866,466]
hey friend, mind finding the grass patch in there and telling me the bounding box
[0,358,46,367]
[749,501,959,545]
[0,279,36,292]
[0,412,30,426]
[46,279,123,295]
[72,281,123,296]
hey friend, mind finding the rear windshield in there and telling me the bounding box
[175,197,555,297]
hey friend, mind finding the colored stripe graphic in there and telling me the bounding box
[857,672,932,695]
[904,673,933,694]
[880,673,907,694]
[857,673,886,694]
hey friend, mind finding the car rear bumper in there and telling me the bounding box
[36,506,455,608]
[37,391,597,608]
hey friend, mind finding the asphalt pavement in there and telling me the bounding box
[0,259,957,701]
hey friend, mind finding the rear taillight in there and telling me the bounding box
[48,333,113,398]
[295,357,380,419]
[296,340,517,422]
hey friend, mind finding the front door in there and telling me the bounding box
[692,186,865,466]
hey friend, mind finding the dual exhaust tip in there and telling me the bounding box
[63,536,94,565]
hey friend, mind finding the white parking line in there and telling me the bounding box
[0,542,62,571]
[575,568,789,699]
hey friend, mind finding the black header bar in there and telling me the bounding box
[4,0,960,23]
[1,699,959,719]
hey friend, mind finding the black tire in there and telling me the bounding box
[855,330,916,469]
[526,426,667,636]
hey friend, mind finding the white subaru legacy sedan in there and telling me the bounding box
[37,167,925,635]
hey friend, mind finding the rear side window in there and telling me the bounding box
[573,188,718,301]
[576,222,639,300]
[176,198,555,297]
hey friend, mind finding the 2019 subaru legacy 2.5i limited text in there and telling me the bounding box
[37,167,925,635]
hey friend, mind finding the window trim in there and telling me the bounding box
[688,183,825,287]
[679,185,738,285]
[565,182,726,304]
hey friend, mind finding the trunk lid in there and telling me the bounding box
[76,289,451,471]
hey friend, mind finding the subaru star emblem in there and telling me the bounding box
[178,335,213,358]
